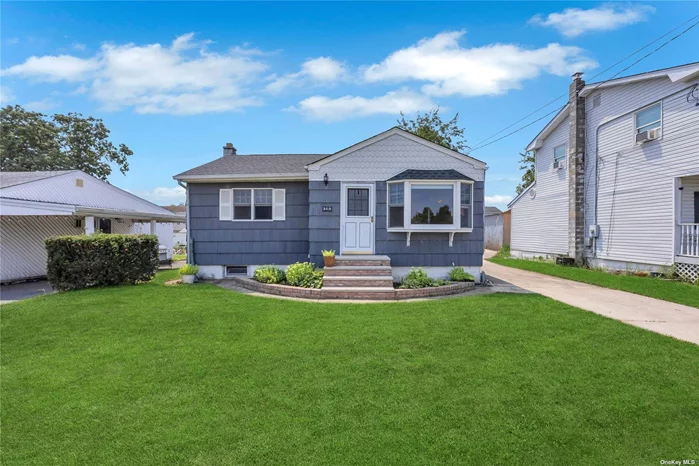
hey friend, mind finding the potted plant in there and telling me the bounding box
[179,264,199,284]
[321,249,336,267]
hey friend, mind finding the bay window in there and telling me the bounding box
[387,180,473,231]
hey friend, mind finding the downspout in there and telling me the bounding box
[177,180,191,265]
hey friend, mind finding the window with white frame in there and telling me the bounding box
[388,183,404,228]
[460,183,472,229]
[220,188,285,221]
[635,103,661,134]
[411,184,454,225]
[254,189,273,220]
[553,144,567,163]
[387,180,473,230]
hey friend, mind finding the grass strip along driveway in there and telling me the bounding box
[2,270,699,465]
[489,257,699,309]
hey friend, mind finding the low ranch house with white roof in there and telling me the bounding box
[508,62,699,281]
[0,170,182,284]
[174,127,487,282]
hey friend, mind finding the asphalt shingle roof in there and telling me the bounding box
[174,154,327,178]
[0,171,77,188]
[387,169,474,181]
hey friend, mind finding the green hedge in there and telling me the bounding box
[45,234,160,291]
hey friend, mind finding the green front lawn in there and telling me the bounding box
[2,271,698,464]
[489,257,699,308]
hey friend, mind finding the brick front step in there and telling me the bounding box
[322,276,395,288]
[334,255,391,267]
[323,266,393,277]
[333,259,391,267]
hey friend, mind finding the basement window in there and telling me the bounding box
[226,265,247,275]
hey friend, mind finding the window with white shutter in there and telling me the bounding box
[273,189,286,221]
[219,189,232,220]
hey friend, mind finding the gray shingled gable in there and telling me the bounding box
[387,169,474,181]
[0,171,77,189]
[175,154,326,178]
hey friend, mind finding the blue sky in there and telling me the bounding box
[2,1,697,208]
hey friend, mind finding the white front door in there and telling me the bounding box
[341,183,374,254]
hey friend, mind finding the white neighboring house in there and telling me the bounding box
[508,62,699,281]
[0,170,181,284]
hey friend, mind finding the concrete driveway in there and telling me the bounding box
[482,250,699,345]
[1,280,55,305]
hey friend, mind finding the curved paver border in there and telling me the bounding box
[225,276,475,301]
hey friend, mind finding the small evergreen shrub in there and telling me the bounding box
[254,265,286,284]
[179,264,199,276]
[448,267,475,282]
[46,234,159,291]
[400,267,439,289]
[285,262,324,289]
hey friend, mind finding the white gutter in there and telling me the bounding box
[173,173,308,182]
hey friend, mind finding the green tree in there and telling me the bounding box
[397,108,468,152]
[515,151,535,195]
[0,105,132,180]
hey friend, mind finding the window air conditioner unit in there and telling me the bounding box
[553,160,565,170]
[636,128,660,144]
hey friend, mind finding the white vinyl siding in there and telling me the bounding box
[589,78,699,265]
[510,116,570,256]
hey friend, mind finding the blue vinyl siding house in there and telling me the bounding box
[174,128,487,281]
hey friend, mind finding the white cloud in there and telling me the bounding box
[24,98,61,112]
[135,186,186,204]
[4,55,100,82]
[363,30,597,97]
[0,85,15,105]
[485,194,513,205]
[287,88,436,122]
[530,5,655,37]
[72,43,87,51]
[266,56,346,93]
[2,33,269,115]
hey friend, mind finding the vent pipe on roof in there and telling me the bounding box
[223,143,237,156]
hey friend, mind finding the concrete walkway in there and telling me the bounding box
[482,250,699,345]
